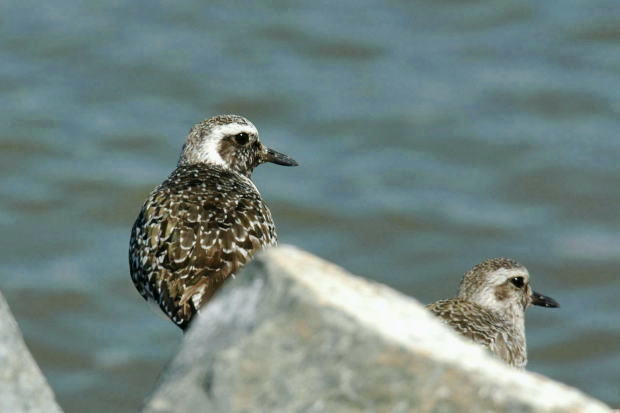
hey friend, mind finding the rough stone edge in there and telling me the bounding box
[257,245,611,412]
[146,245,612,413]
[0,291,64,413]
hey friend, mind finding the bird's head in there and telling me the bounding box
[178,114,298,177]
[458,258,559,317]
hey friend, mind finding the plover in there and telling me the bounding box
[129,114,297,330]
[427,258,559,368]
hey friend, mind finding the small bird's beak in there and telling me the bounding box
[261,147,298,167]
[531,291,560,308]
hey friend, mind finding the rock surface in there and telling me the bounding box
[0,291,63,413]
[143,245,611,413]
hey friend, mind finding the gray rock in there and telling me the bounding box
[0,291,63,413]
[143,245,611,413]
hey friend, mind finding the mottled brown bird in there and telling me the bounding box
[129,115,297,330]
[427,258,559,368]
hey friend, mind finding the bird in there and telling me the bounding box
[129,114,298,330]
[427,257,559,368]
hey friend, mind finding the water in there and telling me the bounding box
[1,0,619,411]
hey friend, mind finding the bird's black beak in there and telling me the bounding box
[531,291,560,308]
[262,147,298,167]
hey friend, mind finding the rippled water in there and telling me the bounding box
[1,1,619,411]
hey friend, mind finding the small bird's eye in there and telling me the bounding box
[234,133,250,145]
[510,276,525,288]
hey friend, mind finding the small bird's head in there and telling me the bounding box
[178,114,298,176]
[458,258,559,317]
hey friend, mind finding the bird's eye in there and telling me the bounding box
[234,133,250,145]
[510,276,525,288]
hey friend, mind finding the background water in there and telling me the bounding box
[1,0,619,411]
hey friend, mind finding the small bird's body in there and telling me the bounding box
[428,297,528,367]
[129,115,297,330]
[427,258,559,368]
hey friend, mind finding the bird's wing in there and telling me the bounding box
[174,188,277,309]
[129,167,277,329]
[426,299,504,349]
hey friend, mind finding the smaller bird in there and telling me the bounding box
[427,258,559,368]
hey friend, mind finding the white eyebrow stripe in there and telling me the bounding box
[488,268,529,285]
[210,123,258,139]
[197,122,259,168]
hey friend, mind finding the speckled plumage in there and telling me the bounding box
[427,258,559,368]
[129,115,297,330]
